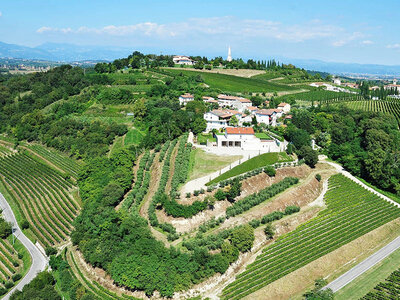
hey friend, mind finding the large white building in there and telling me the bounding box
[173,55,195,65]
[216,127,279,151]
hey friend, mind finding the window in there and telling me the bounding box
[222,141,227,147]
[235,141,241,147]
[229,141,234,147]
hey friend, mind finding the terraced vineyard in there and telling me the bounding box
[361,267,400,299]
[222,174,400,299]
[0,145,14,158]
[0,153,80,248]
[327,99,400,125]
[0,237,25,288]
[26,144,82,178]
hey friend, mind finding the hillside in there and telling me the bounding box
[0,54,398,300]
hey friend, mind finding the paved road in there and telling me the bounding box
[323,236,400,292]
[320,159,400,292]
[0,192,48,299]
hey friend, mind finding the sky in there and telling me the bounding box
[0,0,400,65]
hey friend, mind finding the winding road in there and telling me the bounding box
[0,192,48,300]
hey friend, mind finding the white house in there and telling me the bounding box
[217,94,239,107]
[179,93,194,105]
[216,127,279,151]
[203,109,247,132]
[254,109,279,126]
[233,98,253,112]
[277,102,291,113]
[333,77,341,85]
[202,96,219,105]
[173,55,195,65]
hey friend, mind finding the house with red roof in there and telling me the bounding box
[216,127,277,151]
[179,93,194,106]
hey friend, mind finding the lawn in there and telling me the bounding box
[335,246,400,300]
[206,152,292,185]
[163,69,297,93]
[197,133,216,145]
[255,132,273,140]
[124,128,145,146]
[188,149,242,181]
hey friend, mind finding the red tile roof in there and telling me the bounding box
[226,127,255,135]
[278,102,289,107]
[239,98,252,103]
[180,93,194,98]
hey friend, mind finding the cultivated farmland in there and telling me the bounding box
[0,153,80,248]
[221,174,400,299]
[161,69,298,92]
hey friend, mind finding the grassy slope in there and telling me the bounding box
[335,247,400,300]
[163,69,297,92]
[187,149,242,181]
[124,128,145,146]
[206,152,292,185]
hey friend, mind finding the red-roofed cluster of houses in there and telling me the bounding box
[178,93,291,132]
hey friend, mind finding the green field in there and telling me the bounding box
[335,247,400,300]
[124,128,145,146]
[206,152,292,185]
[196,133,216,145]
[163,69,298,92]
[188,149,242,180]
[222,174,400,299]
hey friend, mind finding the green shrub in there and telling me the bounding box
[264,166,276,177]
[5,281,13,289]
[315,174,322,182]
[285,205,300,215]
[45,246,57,256]
[21,219,30,230]
[264,224,275,239]
[214,189,227,201]
[12,274,22,282]
[230,224,255,253]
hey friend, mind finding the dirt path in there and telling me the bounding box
[115,152,143,211]
[165,144,178,194]
[166,164,335,234]
[139,152,161,218]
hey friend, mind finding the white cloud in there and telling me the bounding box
[36,16,343,43]
[0,11,2,17]
[332,32,364,47]
[387,43,400,49]
[361,40,373,45]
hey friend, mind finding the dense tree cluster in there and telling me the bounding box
[10,272,60,300]
[288,106,400,195]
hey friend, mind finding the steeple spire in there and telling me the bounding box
[227,46,232,62]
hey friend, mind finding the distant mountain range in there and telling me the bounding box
[280,58,400,77]
[1,41,400,76]
[0,41,132,62]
